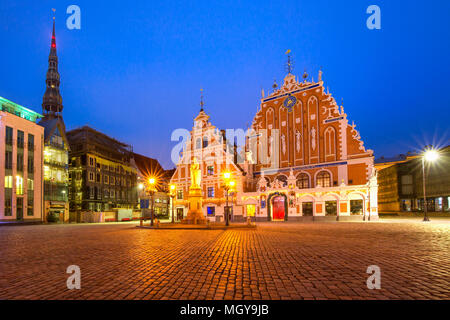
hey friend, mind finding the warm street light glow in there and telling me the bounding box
[229,180,236,187]
[138,183,144,190]
[424,149,439,162]
[170,184,176,191]
[223,172,231,179]
[149,178,156,185]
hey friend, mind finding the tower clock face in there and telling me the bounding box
[284,95,297,112]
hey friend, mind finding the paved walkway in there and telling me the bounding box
[0,220,449,300]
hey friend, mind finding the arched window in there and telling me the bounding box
[196,138,201,149]
[316,171,331,188]
[203,136,208,148]
[296,173,310,189]
[275,175,288,187]
[324,127,336,159]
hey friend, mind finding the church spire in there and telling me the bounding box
[42,10,63,119]
[200,88,205,112]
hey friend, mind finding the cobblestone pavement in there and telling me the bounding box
[0,220,449,300]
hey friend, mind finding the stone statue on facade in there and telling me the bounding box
[190,157,201,188]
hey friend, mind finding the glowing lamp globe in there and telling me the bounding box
[424,150,439,162]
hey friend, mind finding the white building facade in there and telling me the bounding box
[0,96,44,223]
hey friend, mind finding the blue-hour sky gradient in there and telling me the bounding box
[1,0,449,168]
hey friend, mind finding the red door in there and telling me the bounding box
[273,196,285,221]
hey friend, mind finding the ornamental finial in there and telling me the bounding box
[285,50,294,74]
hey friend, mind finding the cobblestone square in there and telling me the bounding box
[0,219,449,300]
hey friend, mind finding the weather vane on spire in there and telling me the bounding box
[200,88,205,112]
[285,49,294,74]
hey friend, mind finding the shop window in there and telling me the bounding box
[350,200,364,215]
[325,201,337,216]
[246,205,256,217]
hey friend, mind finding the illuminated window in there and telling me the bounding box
[207,187,215,198]
[89,172,94,182]
[5,176,13,188]
[89,157,94,167]
[207,206,215,216]
[246,205,256,217]
[16,176,24,195]
[207,166,214,176]
[316,171,331,188]
[177,189,183,200]
[27,179,34,191]
[296,173,310,189]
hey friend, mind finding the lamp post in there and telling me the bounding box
[138,182,144,226]
[422,148,439,222]
[169,184,176,224]
[222,172,235,227]
[148,177,156,226]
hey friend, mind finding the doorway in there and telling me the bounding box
[302,202,313,216]
[272,196,286,221]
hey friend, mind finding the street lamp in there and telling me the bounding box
[422,148,439,222]
[148,177,156,226]
[169,184,176,223]
[222,172,235,227]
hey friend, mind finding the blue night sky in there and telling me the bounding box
[1,0,449,168]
